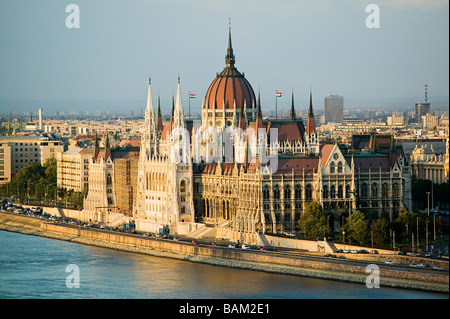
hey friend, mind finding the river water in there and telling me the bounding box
[0,230,446,299]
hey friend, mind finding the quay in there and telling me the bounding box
[0,211,448,293]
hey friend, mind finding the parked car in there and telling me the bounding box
[228,244,236,248]
[433,265,444,270]
[398,251,407,256]
[370,250,379,254]
[410,253,420,257]
[350,250,358,254]
[409,263,418,267]
[424,252,432,257]
[417,263,427,268]
[241,244,250,249]
[343,249,350,253]
[385,260,394,266]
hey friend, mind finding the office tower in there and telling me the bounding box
[324,95,344,124]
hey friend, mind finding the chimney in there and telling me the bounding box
[39,108,43,130]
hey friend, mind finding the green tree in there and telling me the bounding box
[297,201,328,240]
[370,218,390,246]
[344,210,369,245]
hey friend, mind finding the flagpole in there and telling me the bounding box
[188,91,190,119]
[275,89,277,119]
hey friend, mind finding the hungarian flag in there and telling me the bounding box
[348,189,358,195]
[190,94,196,98]
[276,92,282,97]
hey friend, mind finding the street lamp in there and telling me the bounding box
[426,192,430,216]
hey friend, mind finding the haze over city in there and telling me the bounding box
[0,0,448,116]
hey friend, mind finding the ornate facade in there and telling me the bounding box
[132,29,412,244]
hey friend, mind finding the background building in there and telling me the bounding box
[415,84,431,123]
[324,95,344,124]
[0,134,63,184]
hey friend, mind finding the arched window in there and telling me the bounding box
[338,185,343,198]
[180,180,186,193]
[392,183,399,197]
[284,185,291,200]
[382,183,389,198]
[305,184,312,200]
[263,185,270,201]
[295,184,302,200]
[323,185,329,199]
[361,183,368,198]
[337,162,343,173]
[330,162,335,173]
[273,185,280,200]
[371,183,378,198]
[330,185,336,198]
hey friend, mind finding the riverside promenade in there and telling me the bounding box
[0,211,448,293]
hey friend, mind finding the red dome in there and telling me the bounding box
[204,29,256,111]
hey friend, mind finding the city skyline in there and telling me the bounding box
[0,0,448,116]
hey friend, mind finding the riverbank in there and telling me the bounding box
[0,212,448,294]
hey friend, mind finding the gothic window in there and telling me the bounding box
[295,184,302,200]
[323,185,329,199]
[361,183,368,198]
[273,185,280,200]
[305,184,312,200]
[337,162,343,173]
[392,183,399,197]
[330,162,335,173]
[331,185,337,198]
[180,180,186,193]
[284,185,291,200]
[382,183,389,198]
[263,185,270,201]
[371,183,378,198]
[338,185,343,199]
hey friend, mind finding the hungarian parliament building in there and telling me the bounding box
[83,29,412,244]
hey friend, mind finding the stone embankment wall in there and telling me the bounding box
[1,212,448,293]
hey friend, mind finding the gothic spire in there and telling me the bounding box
[290,90,296,120]
[306,90,316,136]
[173,76,185,129]
[225,22,235,68]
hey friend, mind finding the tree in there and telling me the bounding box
[371,218,390,246]
[297,201,328,240]
[344,210,369,245]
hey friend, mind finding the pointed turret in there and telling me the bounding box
[145,77,156,132]
[157,96,163,133]
[290,90,296,120]
[104,131,112,161]
[173,76,185,129]
[255,90,264,130]
[238,94,247,131]
[170,95,175,129]
[306,90,316,136]
[93,131,99,161]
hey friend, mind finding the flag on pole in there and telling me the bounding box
[190,94,196,98]
[276,92,282,97]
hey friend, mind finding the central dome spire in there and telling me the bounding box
[225,21,235,68]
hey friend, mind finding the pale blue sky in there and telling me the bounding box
[0,0,448,114]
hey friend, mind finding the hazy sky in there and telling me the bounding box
[0,0,448,113]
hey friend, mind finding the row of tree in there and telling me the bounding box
[0,158,87,209]
[297,201,446,249]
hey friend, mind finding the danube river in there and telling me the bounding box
[0,230,446,299]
